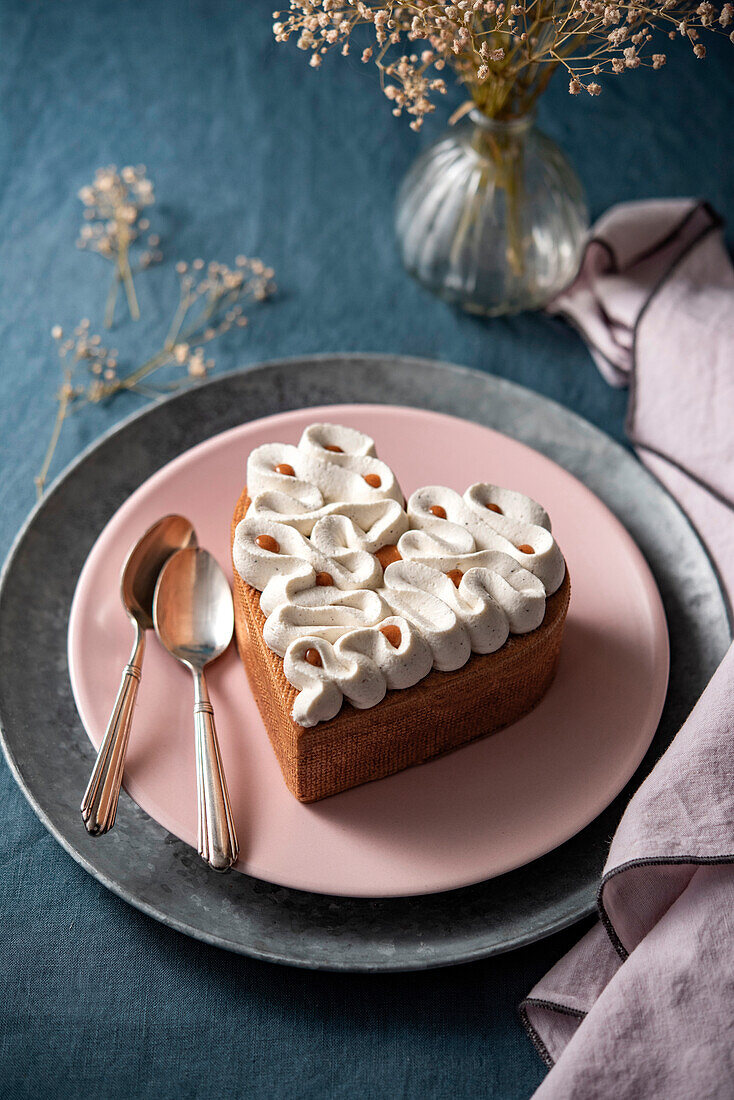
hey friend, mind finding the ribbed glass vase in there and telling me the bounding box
[395,110,589,317]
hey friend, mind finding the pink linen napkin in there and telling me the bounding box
[520,199,734,1098]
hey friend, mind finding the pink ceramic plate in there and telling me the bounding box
[68,404,669,898]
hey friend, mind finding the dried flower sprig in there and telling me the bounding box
[77,165,161,327]
[273,1,733,122]
[36,256,276,499]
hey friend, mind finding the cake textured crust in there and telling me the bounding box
[231,488,571,803]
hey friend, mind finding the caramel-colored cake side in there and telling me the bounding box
[231,488,570,803]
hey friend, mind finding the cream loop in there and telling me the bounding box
[264,588,388,656]
[233,517,382,603]
[464,482,551,529]
[405,485,565,594]
[247,425,403,506]
[299,423,377,459]
[384,560,512,653]
[381,563,471,671]
[246,494,408,546]
[284,617,433,727]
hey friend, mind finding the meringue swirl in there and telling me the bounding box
[233,423,565,727]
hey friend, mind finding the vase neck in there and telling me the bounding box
[469,109,534,136]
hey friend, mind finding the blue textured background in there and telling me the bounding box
[0,1,731,1097]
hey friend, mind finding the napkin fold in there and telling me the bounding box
[521,200,734,1098]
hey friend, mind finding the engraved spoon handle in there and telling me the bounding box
[81,624,145,836]
[193,668,238,872]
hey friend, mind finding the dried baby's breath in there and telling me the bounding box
[273,1,732,121]
[36,257,276,499]
[77,165,160,327]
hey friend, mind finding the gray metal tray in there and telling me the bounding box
[0,355,729,971]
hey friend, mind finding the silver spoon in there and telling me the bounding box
[81,514,197,836]
[153,547,239,872]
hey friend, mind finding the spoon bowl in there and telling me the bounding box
[154,548,233,670]
[122,514,199,631]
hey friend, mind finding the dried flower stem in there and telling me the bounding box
[119,236,141,322]
[35,374,73,501]
[104,274,121,331]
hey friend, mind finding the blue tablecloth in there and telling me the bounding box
[1,2,731,1096]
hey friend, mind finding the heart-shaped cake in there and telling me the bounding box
[231,423,570,802]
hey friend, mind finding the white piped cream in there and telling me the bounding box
[233,424,565,726]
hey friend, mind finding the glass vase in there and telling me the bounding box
[395,110,589,316]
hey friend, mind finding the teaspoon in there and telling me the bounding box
[153,547,239,872]
[81,514,197,836]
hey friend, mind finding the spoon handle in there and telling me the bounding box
[193,669,239,872]
[81,623,145,836]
